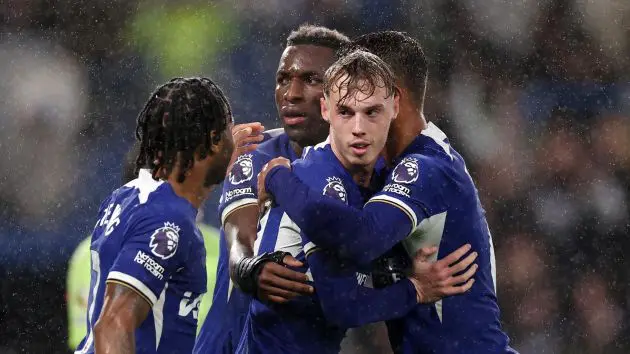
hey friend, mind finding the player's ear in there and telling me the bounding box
[208,130,223,153]
[320,97,330,123]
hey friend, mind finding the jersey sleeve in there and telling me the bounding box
[367,155,436,232]
[304,244,418,328]
[218,151,270,225]
[106,208,196,306]
[265,166,426,266]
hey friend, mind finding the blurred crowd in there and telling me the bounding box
[1,0,629,353]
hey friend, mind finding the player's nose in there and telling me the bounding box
[352,115,367,136]
[284,78,305,103]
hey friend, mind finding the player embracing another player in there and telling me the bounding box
[259,31,518,354]
[194,25,354,354]
[235,49,477,354]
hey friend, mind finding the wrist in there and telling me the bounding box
[233,256,262,295]
[233,251,291,296]
[408,277,425,303]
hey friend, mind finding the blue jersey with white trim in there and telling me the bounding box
[75,169,206,354]
[238,142,380,354]
[194,130,297,354]
[368,122,514,353]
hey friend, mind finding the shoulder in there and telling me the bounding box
[133,205,198,261]
[293,144,336,176]
[294,149,350,205]
[132,195,197,241]
[294,140,334,168]
[377,153,444,205]
[389,153,442,186]
[227,152,265,187]
[261,128,285,141]
[124,169,164,205]
[138,194,195,224]
[256,132,287,156]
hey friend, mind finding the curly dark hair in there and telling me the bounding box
[286,24,350,50]
[134,77,233,183]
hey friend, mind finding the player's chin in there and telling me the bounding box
[283,124,304,136]
[284,125,312,146]
[284,117,327,144]
[348,153,376,167]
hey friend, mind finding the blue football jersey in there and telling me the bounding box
[75,169,206,354]
[367,122,515,353]
[194,130,299,354]
[237,142,387,354]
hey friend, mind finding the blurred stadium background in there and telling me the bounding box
[1,0,629,353]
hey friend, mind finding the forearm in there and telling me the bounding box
[309,252,417,328]
[224,206,259,282]
[225,207,295,295]
[267,167,411,264]
[227,230,255,281]
[94,321,135,354]
[335,279,417,327]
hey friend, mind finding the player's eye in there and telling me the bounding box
[338,108,352,117]
[366,108,381,117]
[276,75,289,86]
[305,75,322,85]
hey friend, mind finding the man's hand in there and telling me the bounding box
[227,122,265,177]
[256,157,291,214]
[408,244,478,303]
[257,254,314,304]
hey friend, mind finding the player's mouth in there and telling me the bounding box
[281,108,308,126]
[350,142,370,156]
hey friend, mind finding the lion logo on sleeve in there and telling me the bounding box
[228,154,254,185]
[322,176,348,204]
[149,222,180,260]
[392,157,419,184]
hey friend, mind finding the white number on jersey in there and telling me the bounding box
[179,291,202,319]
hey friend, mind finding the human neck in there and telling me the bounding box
[349,165,374,188]
[384,105,427,166]
[289,140,305,158]
[166,173,209,209]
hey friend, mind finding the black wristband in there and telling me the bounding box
[372,244,411,289]
[234,251,291,295]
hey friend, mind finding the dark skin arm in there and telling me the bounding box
[226,121,312,302]
[93,283,151,354]
[225,205,313,303]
